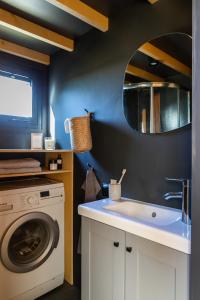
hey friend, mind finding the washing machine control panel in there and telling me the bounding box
[19,193,40,208]
[0,184,64,213]
[24,194,39,206]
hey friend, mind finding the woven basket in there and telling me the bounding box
[65,113,92,153]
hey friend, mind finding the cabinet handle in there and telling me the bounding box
[126,247,132,253]
[113,242,119,247]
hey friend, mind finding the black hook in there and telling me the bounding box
[84,109,94,121]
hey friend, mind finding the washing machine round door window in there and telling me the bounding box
[0,212,59,273]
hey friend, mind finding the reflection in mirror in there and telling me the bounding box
[123,33,192,134]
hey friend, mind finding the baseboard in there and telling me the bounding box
[12,273,64,300]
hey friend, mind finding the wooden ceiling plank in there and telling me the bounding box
[0,39,50,65]
[45,0,108,32]
[0,8,74,51]
[126,64,164,82]
[139,42,192,77]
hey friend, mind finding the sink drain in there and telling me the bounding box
[152,212,156,218]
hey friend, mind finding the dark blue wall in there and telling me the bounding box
[49,0,192,285]
[50,0,191,206]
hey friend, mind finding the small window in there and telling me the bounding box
[0,70,32,118]
[0,52,48,138]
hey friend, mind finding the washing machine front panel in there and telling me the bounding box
[1,212,59,273]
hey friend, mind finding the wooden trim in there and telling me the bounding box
[126,64,164,82]
[141,109,147,133]
[46,0,108,32]
[0,8,74,51]
[139,42,192,77]
[45,152,74,284]
[0,168,71,179]
[0,149,72,153]
[0,39,50,65]
[153,92,161,133]
[147,0,159,4]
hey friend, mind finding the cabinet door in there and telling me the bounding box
[82,218,125,300]
[125,233,189,300]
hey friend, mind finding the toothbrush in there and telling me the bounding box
[118,169,127,184]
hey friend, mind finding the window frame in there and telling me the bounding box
[0,54,48,132]
[0,69,35,123]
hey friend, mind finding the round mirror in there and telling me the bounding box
[123,33,192,134]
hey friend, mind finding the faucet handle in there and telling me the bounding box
[165,177,190,186]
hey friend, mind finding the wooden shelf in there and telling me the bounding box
[0,149,72,153]
[0,168,72,179]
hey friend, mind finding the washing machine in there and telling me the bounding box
[0,177,65,300]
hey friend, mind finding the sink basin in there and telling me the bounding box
[78,198,191,254]
[103,201,181,226]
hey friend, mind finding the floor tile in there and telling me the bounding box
[37,281,81,300]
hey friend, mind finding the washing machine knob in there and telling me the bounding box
[26,195,36,205]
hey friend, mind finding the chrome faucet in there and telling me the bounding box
[164,177,191,225]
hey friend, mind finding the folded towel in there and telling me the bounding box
[0,167,42,174]
[0,158,41,169]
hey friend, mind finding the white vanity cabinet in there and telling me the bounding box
[82,217,190,300]
[125,232,189,300]
[81,217,125,300]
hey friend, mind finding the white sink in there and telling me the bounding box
[78,198,191,254]
[103,201,181,226]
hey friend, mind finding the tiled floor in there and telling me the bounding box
[37,282,81,300]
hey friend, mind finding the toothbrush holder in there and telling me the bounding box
[109,183,121,201]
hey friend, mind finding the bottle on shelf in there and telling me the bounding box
[57,154,63,170]
[49,159,58,171]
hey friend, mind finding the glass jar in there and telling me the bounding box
[44,137,55,150]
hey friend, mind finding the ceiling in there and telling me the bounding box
[0,0,137,55]
[0,0,191,78]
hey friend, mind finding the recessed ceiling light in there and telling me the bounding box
[149,58,159,67]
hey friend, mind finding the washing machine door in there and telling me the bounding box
[0,212,59,273]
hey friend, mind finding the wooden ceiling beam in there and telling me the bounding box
[139,42,192,77]
[45,0,108,32]
[126,64,164,82]
[0,39,50,65]
[147,0,159,4]
[0,8,74,52]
